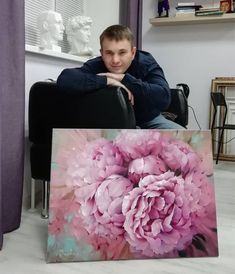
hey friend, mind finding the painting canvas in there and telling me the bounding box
[47,129,218,263]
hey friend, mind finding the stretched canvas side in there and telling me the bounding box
[47,129,218,263]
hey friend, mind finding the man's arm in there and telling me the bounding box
[100,59,171,111]
[98,73,134,105]
[121,62,171,111]
[57,64,107,94]
[57,59,134,104]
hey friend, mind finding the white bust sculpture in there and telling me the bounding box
[37,10,65,52]
[66,16,93,56]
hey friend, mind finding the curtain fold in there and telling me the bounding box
[0,121,2,247]
[0,0,25,249]
[120,0,143,49]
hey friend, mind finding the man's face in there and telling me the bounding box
[100,38,136,74]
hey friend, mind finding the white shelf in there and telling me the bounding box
[150,13,235,26]
[25,44,93,64]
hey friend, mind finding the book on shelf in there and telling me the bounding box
[175,10,195,17]
[176,5,202,10]
[176,2,202,11]
[194,4,223,16]
[195,10,224,16]
[177,2,195,6]
[175,12,195,17]
[199,7,220,12]
[175,2,202,17]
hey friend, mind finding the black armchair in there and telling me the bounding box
[28,81,136,218]
[163,83,190,128]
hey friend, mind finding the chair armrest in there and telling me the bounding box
[162,88,189,127]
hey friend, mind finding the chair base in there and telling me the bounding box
[41,209,49,219]
[41,180,49,219]
[29,178,49,218]
[29,178,37,212]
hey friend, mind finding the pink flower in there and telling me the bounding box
[128,155,167,184]
[76,174,133,240]
[161,139,201,176]
[114,130,163,162]
[183,170,216,220]
[65,138,126,192]
[122,171,213,256]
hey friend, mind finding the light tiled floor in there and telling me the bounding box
[0,161,235,274]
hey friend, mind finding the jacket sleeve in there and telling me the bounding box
[57,63,107,94]
[121,61,171,111]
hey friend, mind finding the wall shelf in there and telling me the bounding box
[150,13,235,26]
[25,44,91,64]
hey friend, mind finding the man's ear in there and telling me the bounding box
[100,48,103,56]
[132,47,137,60]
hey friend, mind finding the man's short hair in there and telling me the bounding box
[100,25,134,48]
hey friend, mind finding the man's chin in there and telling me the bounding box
[110,68,125,74]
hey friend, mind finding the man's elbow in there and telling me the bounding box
[160,87,171,111]
[57,69,71,90]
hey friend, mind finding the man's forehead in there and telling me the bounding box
[102,38,132,49]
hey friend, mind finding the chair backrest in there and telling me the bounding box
[210,92,228,130]
[28,81,136,144]
[211,92,227,108]
[176,83,190,99]
[164,88,189,127]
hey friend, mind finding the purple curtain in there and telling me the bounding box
[0,0,25,249]
[120,0,143,49]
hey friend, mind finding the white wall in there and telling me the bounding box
[84,0,120,55]
[142,0,235,129]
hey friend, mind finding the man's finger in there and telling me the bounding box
[122,87,134,106]
[97,73,108,76]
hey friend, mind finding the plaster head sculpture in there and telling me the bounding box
[66,16,93,56]
[37,10,65,52]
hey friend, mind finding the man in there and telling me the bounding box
[66,15,93,56]
[57,24,182,129]
[37,10,64,51]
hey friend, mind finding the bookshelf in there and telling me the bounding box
[150,13,235,26]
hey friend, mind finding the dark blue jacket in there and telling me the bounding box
[57,50,170,125]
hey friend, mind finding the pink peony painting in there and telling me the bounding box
[47,129,218,263]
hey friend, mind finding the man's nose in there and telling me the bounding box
[112,54,120,63]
